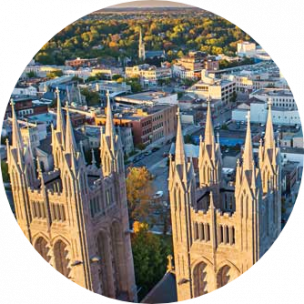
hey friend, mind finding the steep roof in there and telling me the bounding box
[141,272,177,304]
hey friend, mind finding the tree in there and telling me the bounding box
[1,160,9,183]
[26,71,37,78]
[230,91,237,103]
[80,88,100,106]
[126,167,154,223]
[46,69,63,79]
[184,134,194,144]
[131,222,172,300]
[1,136,8,145]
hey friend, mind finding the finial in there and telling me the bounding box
[167,255,173,273]
[10,98,15,107]
[65,101,69,108]
[246,111,250,123]
[216,132,220,143]
[36,157,42,175]
[267,99,272,107]
[199,134,202,142]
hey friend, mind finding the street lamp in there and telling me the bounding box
[70,255,101,267]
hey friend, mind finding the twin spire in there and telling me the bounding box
[264,101,275,150]
[56,88,66,147]
[242,112,254,171]
[204,99,215,146]
[175,107,186,166]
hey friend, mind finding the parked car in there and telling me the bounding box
[144,150,152,156]
[153,191,164,199]
[152,147,160,152]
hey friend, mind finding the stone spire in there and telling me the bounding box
[264,100,275,150]
[55,87,65,146]
[204,98,215,146]
[10,99,24,164]
[138,26,145,60]
[104,91,117,153]
[175,107,186,166]
[65,102,77,155]
[242,112,253,172]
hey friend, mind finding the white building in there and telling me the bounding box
[232,101,301,126]
[13,86,37,96]
[237,42,256,57]
[38,75,74,92]
[250,88,297,110]
[125,64,172,86]
[187,69,235,103]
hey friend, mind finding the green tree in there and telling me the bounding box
[80,88,100,106]
[46,69,63,79]
[131,223,172,300]
[26,71,37,78]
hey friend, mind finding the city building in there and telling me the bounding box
[13,85,38,96]
[95,103,177,147]
[232,101,301,126]
[187,69,235,103]
[80,125,134,155]
[5,96,48,119]
[250,88,297,110]
[65,57,99,68]
[237,41,256,57]
[125,64,172,87]
[115,91,178,107]
[91,80,131,99]
[168,103,281,301]
[172,51,219,80]
[6,91,137,301]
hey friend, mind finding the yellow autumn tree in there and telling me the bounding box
[126,166,155,223]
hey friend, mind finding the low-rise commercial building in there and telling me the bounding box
[125,64,172,86]
[115,91,178,107]
[95,104,177,147]
[250,88,296,110]
[187,69,235,103]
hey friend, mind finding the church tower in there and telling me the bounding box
[198,101,222,207]
[169,106,281,301]
[168,108,196,300]
[138,27,145,61]
[258,102,281,237]
[7,91,137,301]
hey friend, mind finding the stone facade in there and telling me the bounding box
[169,102,281,301]
[7,90,137,302]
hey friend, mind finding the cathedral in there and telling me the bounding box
[7,89,137,302]
[168,102,281,301]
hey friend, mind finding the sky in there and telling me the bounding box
[109,0,193,8]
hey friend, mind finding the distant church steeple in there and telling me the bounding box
[138,26,145,61]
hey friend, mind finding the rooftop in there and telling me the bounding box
[141,272,177,304]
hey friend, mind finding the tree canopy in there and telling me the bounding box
[33,12,254,65]
[126,166,155,223]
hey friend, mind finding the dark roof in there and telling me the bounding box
[41,91,66,102]
[141,272,177,304]
[39,136,52,154]
[145,50,166,59]
[38,131,88,154]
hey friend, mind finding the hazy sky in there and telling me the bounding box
[110,1,193,8]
